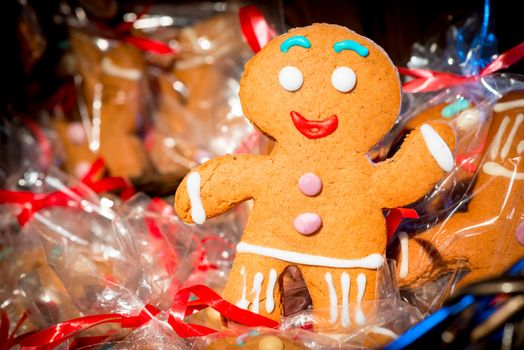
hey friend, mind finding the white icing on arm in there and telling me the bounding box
[325,272,338,323]
[494,99,524,112]
[355,273,366,325]
[265,269,278,313]
[341,272,350,327]
[186,172,206,224]
[420,124,454,172]
[101,57,142,81]
[236,242,384,269]
[398,232,409,279]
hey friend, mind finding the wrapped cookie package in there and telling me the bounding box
[378,76,524,315]
[377,8,524,315]
[0,162,245,344]
[42,1,280,193]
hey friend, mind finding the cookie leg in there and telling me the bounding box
[223,253,287,320]
[300,266,378,328]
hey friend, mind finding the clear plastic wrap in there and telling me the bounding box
[41,1,281,193]
[0,158,254,347]
[379,75,524,315]
[4,2,524,349]
[48,26,152,179]
[139,2,279,176]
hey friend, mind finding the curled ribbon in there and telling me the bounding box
[0,311,34,350]
[0,158,134,225]
[16,285,279,349]
[239,6,276,53]
[399,42,524,93]
[123,35,175,55]
[19,305,160,349]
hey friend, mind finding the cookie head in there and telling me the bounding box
[239,23,401,152]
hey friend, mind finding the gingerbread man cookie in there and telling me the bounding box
[60,30,149,178]
[395,91,524,289]
[175,24,455,325]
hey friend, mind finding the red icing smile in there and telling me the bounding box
[290,111,338,139]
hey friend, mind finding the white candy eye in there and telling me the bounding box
[331,66,356,93]
[279,66,303,92]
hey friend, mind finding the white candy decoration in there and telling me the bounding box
[331,66,356,93]
[186,172,206,224]
[420,124,454,173]
[279,66,304,92]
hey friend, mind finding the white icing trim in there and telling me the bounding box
[101,57,142,81]
[236,242,384,269]
[370,326,399,339]
[500,114,524,159]
[250,272,264,314]
[494,99,524,112]
[489,116,510,160]
[88,83,102,152]
[420,124,454,173]
[236,265,249,309]
[325,272,338,324]
[518,140,524,155]
[265,269,278,313]
[355,273,366,325]
[186,172,206,224]
[341,272,350,327]
[482,162,524,180]
[398,232,409,279]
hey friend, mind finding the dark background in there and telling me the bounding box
[2,0,524,109]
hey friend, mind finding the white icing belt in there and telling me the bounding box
[236,242,384,269]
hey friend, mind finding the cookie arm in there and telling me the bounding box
[174,154,268,224]
[371,122,456,208]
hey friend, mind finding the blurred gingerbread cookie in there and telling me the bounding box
[54,30,150,178]
[150,13,252,174]
[395,91,524,289]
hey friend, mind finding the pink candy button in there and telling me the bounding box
[66,122,86,145]
[516,221,524,246]
[293,212,322,235]
[298,173,322,196]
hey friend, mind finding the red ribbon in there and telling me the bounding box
[386,207,419,241]
[19,305,160,349]
[16,285,279,349]
[44,83,77,114]
[0,158,134,225]
[239,6,276,54]
[169,285,279,337]
[0,311,35,350]
[399,42,524,93]
[123,35,175,55]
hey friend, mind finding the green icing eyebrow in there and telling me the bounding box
[280,35,311,53]
[333,40,369,57]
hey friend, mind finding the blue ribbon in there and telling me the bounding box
[456,0,498,75]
